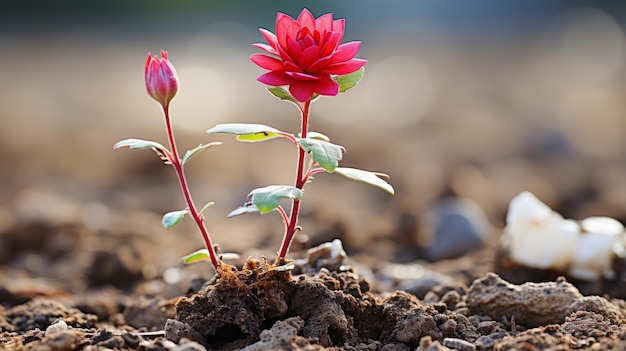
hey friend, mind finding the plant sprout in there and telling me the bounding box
[207,8,394,266]
[114,9,394,273]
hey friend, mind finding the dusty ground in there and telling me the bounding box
[2,3,626,350]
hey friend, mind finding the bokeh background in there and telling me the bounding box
[1,1,626,289]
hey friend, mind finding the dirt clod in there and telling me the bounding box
[466,273,583,327]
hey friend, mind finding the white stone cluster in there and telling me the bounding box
[502,191,626,281]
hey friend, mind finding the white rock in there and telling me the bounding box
[45,319,68,336]
[504,191,579,270]
[503,191,626,281]
[570,217,625,280]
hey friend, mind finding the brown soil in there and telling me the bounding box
[2,233,626,351]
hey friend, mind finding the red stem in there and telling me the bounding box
[162,103,221,268]
[277,100,311,261]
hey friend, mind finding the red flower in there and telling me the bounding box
[250,8,367,102]
[145,50,179,106]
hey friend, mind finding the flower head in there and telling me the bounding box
[145,50,179,106]
[250,8,367,102]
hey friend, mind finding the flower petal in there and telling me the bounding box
[286,37,303,62]
[284,61,303,73]
[250,54,284,70]
[319,58,367,75]
[259,29,280,53]
[314,74,339,96]
[299,45,320,70]
[277,13,300,49]
[252,43,278,56]
[319,32,342,57]
[289,82,316,102]
[315,13,334,32]
[330,41,361,62]
[285,71,320,81]
[307,55,333,73]
[297,8,315,29]
[332,19,345,34]
[257,71,291,86]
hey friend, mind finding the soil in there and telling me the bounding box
[2,219,626,351]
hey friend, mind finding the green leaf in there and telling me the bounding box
[227,203,259,218]
[199,202,215,215]
[304,131,330,141]
[182,142,221,164]
[236,133,281,142]
[181,249,212,264]
[298,138,344,172]
[162,209,188,229]
[336,67,365,93]
[181,250,240,264]
[206,123,289,143]
[267,87,299,105]
[113,138,166,151]
[334,167,395,195]
[251,185,303,214]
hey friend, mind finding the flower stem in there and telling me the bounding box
[276,100,311,262]
[162,103,221,269]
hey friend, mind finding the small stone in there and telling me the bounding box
[45,318,68,336]
[423,197,493,261]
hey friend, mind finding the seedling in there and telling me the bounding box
[207,8,394,266]
[114,8,394,273]
[115,51,222,269]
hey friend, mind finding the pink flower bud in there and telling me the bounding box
[145,50,179,106]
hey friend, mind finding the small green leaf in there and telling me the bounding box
[113,138,166,151]
[162,209,188,229]
[336,67,365,93]
[236,132,281,142]
[227,203,259,218]
[298,138,344,172]
[272,260,295,271]
[251,185,303,214]
[267,87,299,105]
[182,142,221,164]
[220,252,241,261]
[334,167,395,195]
[181,249,212,264]
[303,131,330,141]
[206,123,290,143]
[199,202,215,215]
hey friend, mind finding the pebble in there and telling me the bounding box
[423,197,493,261]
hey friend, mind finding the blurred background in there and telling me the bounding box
[1,1,626,292]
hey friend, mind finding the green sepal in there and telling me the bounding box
[199,202,215,215]
[267,87,299,105]
[181,249,212,264]
[162,209,188,229]
[298,138,345,172]
[206,123,289,143]
[334,167,395,195]
[182,142,221,164]
[113,138,166,151]
[336,67,365,93]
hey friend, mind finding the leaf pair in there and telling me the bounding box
[113,139,221,165]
